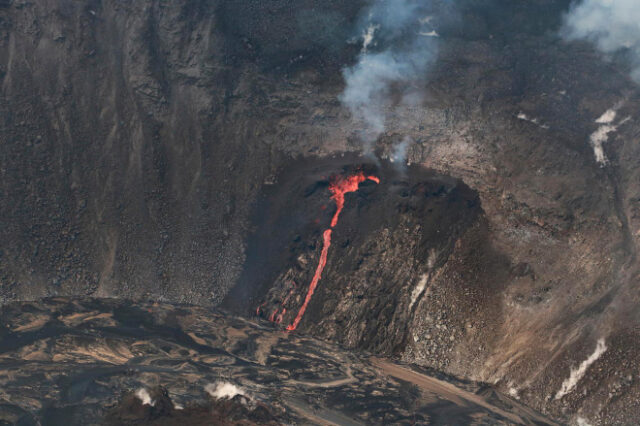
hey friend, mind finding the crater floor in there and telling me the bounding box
[0,298,553,425]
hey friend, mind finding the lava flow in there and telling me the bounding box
[285,171,379,331]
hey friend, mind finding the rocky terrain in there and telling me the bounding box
[0,298,554,425]
[2,0,640,424]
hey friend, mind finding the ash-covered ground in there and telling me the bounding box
[2,0,640,424]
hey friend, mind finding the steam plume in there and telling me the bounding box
[340,0,442,150]
[205,382,247,400]
[135,388,155,406]
[389,136,412,173]
[562,0,640,82]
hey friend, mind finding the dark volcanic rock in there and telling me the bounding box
[105,386,280,425]
[0,298,553,425]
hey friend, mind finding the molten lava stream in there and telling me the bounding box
[269,282,297,324]
[286,228,332,331]
[286,171,379,331]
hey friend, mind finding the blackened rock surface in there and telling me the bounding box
[0,298,553,425]
[105,386,281,425]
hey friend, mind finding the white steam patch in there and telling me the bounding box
[135,388,155,407]
[562,0,640,82]
[409,274,428,311]
[555,338,607,400]
[576,417,593,426]
[595,108,617,124]
[589,106,630,166]
[362,24,380,53]
[409,250,437,311]
[419,30,439,37]
[418,16,438,36]
[508,387,520,399]
[590,124,617,165]
[516,112,549,129]
[205,382,247,400]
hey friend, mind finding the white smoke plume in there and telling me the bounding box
[562,0,640,82]
[340,0,442,150]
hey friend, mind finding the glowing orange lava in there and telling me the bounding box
[286,228,333,331]
[286,171,379,331]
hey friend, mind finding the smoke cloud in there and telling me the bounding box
[340,0,443,150]
[562,0,640,82]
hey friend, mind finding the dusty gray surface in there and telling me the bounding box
[2,1,640,424]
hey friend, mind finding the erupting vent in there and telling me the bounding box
[258,171,380,331]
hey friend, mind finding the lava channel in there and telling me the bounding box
[285,171,379,331]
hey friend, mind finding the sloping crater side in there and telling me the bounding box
[225,156,482,355]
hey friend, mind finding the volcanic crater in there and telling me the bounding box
[3,0,640,424]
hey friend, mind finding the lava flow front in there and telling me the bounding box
[284,171,380,331]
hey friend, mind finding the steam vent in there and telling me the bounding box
[3,0,640,424]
